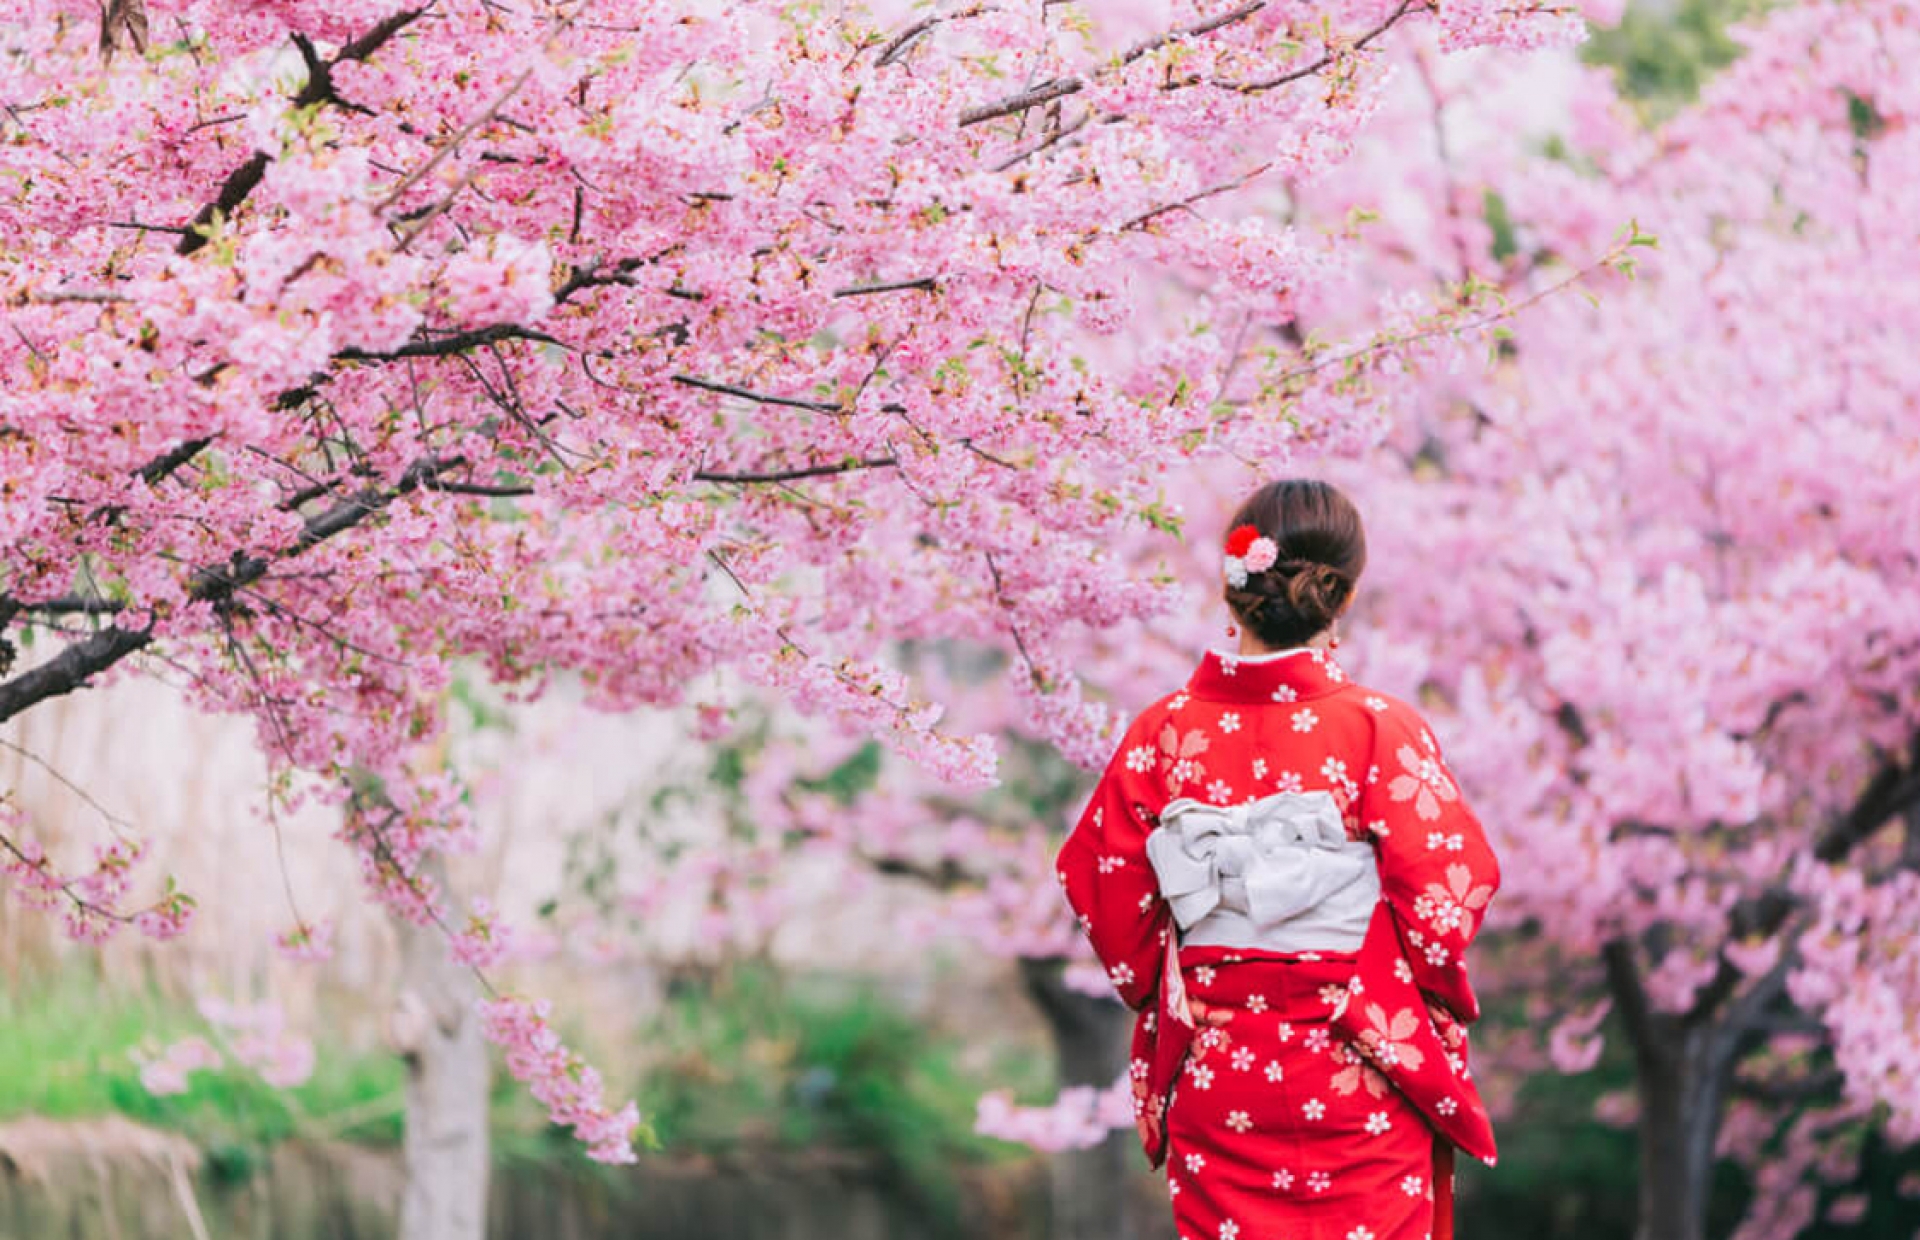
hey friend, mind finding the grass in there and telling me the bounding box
[0,961,407,1164]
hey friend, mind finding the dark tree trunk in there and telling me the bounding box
[1020,957,1142,1240]
[1607,941,1738,1240]
[1630,1020,1729,1240]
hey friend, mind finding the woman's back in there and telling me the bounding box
[1054,480,1501,1240]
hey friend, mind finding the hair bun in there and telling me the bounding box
[1220,479,1366,648]
[1279,560,1350,629]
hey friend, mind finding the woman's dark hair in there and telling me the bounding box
[1223,478,1367,649]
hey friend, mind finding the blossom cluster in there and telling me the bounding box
[974,1078,1133,1152]
[139,997,317,1096]
[478,995,646,1165]
[1,806,195,945]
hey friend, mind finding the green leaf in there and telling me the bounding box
[1483,189,1519,263]
[1140,500,1184,536]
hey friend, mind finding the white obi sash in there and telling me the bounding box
[1145,790,1380,953]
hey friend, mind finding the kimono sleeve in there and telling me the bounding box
[1054,719,1171,1012]
[1361,701,1501,1022]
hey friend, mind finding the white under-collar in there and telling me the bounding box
[1210,645,1323,664]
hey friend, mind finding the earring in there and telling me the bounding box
[1226,621,1238,639]
[1329,632,1341,649]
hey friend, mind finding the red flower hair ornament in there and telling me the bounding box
[1222,524,1280,587]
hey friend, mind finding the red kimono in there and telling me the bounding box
[1056,647,1500,1240]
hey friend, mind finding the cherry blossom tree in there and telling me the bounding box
[1334,3,1920,1238]
[0,0,1613,1180]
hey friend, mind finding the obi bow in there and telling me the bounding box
[1145,790,1374,932]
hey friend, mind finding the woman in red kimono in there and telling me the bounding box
[1056,479,1500,1240]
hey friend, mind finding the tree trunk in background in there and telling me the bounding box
[393,888,490,1240]
[1627,1019,1730,1240]
[1020,957,1142,1240]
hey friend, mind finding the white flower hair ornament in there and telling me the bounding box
[1222,523,1280,588]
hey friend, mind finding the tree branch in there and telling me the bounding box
[1118,163,1271,231]
[874,5,988,68]
[1122,0,1266,61]
[1687,742,1920,1023]
[177,8,426,255]
[401,453,906,494]
[0,436,905,719]
[16,596,126,617]
[832,276,939,297]
[553,256,645,303]
[0,455,456,724]
[1218,0,1418,92]
[1602,938,1657,1055]
[960,0,1268,126]
[423,480,535,497]
[670,374,843,414]
[0,624,153,725]
[334,323,561,361]
[670,374,918,419]
[98,0,149,60]
[1730,1069,1844,1106]
[695,458,899,484]
[1813,750,1920,864]
[960,78,1084,128]
[138,436,216,486]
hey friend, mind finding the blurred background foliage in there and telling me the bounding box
[634,962,1049,1228]
[0,955,1045,1221]
[1581,0,1771,118]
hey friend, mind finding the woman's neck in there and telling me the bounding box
[1236,629,1334,658]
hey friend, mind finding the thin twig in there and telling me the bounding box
[696,457,900,484]
[1220,0,1417,92]
[0,737,138,835]
[962,0,1268,125]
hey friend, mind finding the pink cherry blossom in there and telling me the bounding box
[975,1079,1134,1152]
[479,995,645,1165]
